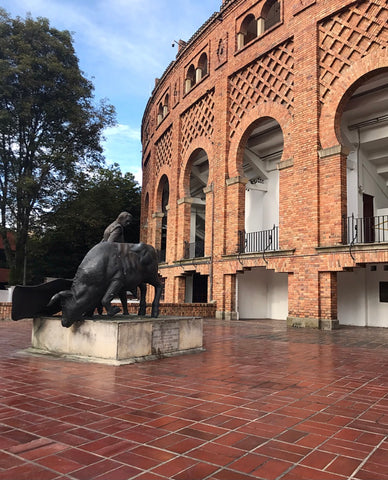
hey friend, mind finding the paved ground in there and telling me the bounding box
[1,318,388,480]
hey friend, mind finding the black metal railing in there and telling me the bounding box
[183,239,205,259]
[238,226,279,254]
[342,214,388,245]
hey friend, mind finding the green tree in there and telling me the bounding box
[0,10,116,284]
[28,164,141,282]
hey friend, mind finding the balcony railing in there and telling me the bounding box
[342,214,388,245]
[238,226,279,254]
[183,239,205,259]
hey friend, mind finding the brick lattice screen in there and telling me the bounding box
[318,0,388,104]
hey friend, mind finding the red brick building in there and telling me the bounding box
[141,0,388,328]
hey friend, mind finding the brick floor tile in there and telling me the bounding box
[78,436,136,457]
[354,463,388,480]
[133,472,170,480]
[70,458,122,480]
[325,455,361,477]
[166,436,204,454]
[173,462,219,480]
[300,450,337,470]
[112,451,159,469]
[228,453,269,474]
[0,450,24,469]
[276,429,308,444]
[252,458,293,479]
[282,464,348,480]
[130,444,175,462]
[0,463,58,480]
[37,453,83,474]
[151,456,197,477]
[187,443,243,466]
[231,434,268,451]
[209,469,260,480]
[58,447,102,466]
[178,426,218,441]
[148,432,188,449]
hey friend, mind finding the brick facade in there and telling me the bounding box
[141,0,388,328]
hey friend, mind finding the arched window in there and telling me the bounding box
[157,175,169,262]
[163,94,169,117]
[185,64,196,93]
[197,53,208,81]
[262,0,280,31]
[157,102,163,124]
[237,14,257,49]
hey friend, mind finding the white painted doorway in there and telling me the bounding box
[237,268,288,320]
[338,264,388,327]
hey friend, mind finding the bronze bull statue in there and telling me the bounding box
[48,242,162,327]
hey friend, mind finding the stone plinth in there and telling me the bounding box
[29,315,204,365]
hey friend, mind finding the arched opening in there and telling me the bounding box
[337,70,388,328]
[238,14,257,49]
[236,117,286,321]
[262,0,280,31]
[157,102,163,125]
[340,71,388,244]
[185,64,196,93]
[158,175,169,262]
[183,149,210,304]
[185,148,209,259]
[163,94,169,117]
[197,52,208,81]
[240,117,283,253]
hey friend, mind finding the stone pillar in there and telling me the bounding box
[151,211,164,252]
[318,145,349,246]
[174,276,186,303]
[196,68,202,83]
[237,32,245,50]
[257,17,265,35]
[177,197,193,259]
[203,184,214,257]
[319,271,339,330]
[215,273,237,320]
[287,266,339,330]
[185,78,192,94]
[225,176,248,255]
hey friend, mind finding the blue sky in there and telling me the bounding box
[1,0,221,183]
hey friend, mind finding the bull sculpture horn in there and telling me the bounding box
[48,290,73,307]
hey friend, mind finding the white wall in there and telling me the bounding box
[338,264,388,327]
[237,268,288,319]
[245,169,279,233]
[0,288,13,302]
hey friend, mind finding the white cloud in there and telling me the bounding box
[104,124,140,142]
[102,124,142,183]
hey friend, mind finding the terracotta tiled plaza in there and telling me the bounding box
[1,318,388,480]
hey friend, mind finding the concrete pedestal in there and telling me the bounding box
[28,315,204,365]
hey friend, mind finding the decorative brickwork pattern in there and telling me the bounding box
[181,89,215,156]
[318,0,388,104]
[155,126,173,176]
[229,39,294,138]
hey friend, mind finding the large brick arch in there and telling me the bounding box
[179,137,214,199]
[319,50,388,149]
[228,102,293,178]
